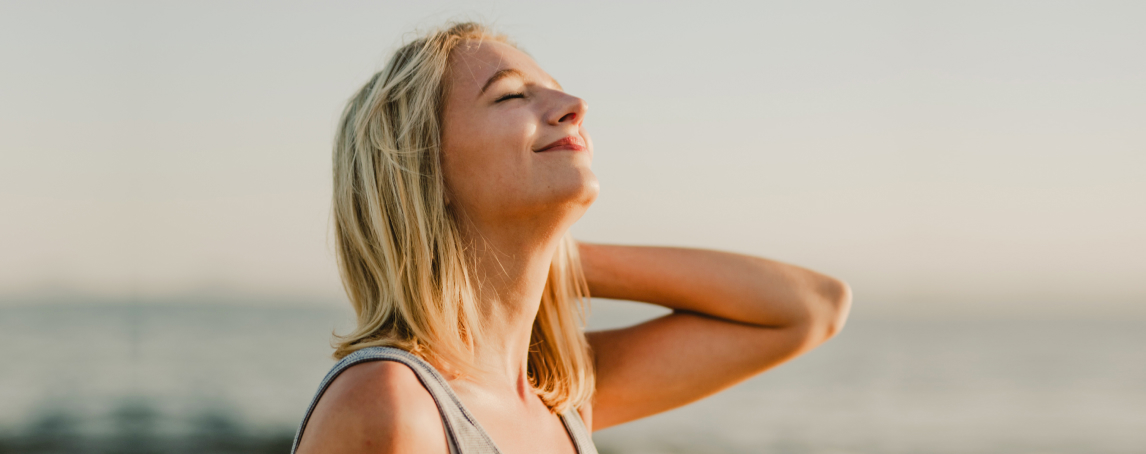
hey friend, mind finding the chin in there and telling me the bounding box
[578,176,601,206]
[523,174,598,227]
[555,169,599,208]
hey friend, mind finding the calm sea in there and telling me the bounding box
[0,300,1142,454]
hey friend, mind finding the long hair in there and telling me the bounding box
[330,22,594,414]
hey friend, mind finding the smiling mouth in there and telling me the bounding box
[534,135,587,152]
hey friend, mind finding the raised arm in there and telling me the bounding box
[579,242,851,431]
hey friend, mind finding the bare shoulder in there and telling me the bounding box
[295,360,448,454]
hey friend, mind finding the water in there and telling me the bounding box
[0,301,1142,453]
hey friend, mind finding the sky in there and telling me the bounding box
[1,1,1143,317]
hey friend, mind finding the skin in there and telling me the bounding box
[297,40,852,454]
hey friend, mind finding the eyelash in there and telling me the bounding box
[495,92,525,103]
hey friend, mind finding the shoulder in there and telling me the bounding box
[295,360,449,454]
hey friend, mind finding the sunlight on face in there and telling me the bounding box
[441,40,598,230]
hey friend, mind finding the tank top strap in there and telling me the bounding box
[291,346,501,454]
[559,406,599,454]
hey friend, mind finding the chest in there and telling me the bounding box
[451,390,579,454]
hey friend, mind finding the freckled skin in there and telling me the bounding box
[441,41,597,233]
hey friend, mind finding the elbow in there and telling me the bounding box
[807,276,851,342]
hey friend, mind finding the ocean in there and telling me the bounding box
[0,300,1142,454]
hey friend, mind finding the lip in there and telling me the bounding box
[534,135,587,153]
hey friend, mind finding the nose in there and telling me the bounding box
[547,93,588,126]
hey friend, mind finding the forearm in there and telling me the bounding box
[577,241,851,332]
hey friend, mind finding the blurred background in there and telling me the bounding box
[1,1,1143,453]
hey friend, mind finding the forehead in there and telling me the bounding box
[446,40,553,96]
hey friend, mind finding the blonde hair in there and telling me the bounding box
[330,22,594,413]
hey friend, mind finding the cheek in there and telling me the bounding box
[441,109,538,213]
[489,108,537,152]
[445,105,534,157]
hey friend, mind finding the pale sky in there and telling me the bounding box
[1,1,1144,317]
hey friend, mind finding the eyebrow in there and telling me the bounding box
[479,68,526,95]
[478,68,564,97]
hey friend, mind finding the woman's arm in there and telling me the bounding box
[579,242,851,431]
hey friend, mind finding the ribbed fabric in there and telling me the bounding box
[291,346,598,454]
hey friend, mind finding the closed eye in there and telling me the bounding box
[495,92,525,103]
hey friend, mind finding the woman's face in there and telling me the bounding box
[441,40,598,232]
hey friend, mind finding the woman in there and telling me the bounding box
[292,22,851,454]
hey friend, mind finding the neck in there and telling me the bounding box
[458,217,565,401]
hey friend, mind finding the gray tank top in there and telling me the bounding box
[290,346,599,454]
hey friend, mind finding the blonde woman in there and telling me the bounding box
[292,22,851,454]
